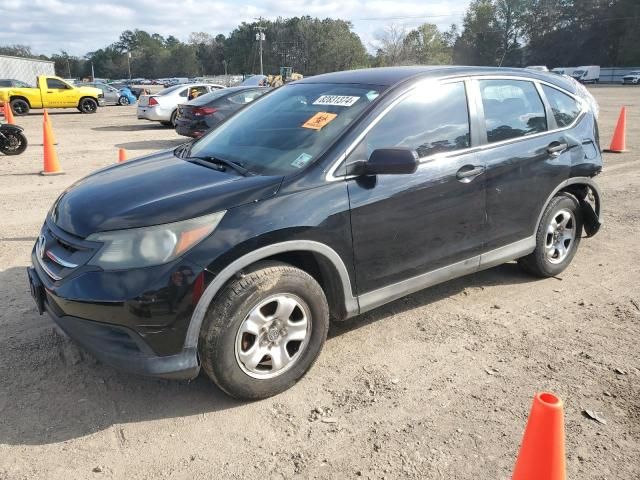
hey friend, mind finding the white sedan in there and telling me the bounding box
[137,83,225,126]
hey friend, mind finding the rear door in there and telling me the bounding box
[473,77,575,252]
[346,80,487,305]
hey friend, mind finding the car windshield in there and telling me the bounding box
[189,83,383,176]
[573,70,585,76]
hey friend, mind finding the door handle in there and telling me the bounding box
[456,165,485,182]
[547,142,568,157]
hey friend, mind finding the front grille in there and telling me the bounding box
[35,221,98,281]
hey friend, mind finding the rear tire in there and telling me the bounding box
[169,110,177,127]
[10,98,29,116]
[118,96,130,106]
[199,261,329,400]
[519,193,583,277]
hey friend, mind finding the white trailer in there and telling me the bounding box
[571,66,600,84]
[551,67,577,77]
[0,55,55,85]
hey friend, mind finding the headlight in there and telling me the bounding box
[87,211,225,269]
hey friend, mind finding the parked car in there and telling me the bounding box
[77,82,137,106]
[0,79,32,88]
[571,66,600,83]
[175,86,270,137]
[28,67,602,400]
[525,65,548,72]
[110,82,147,99]
[0,75,104,115]
[137,83,225,126]
[621,71,640,85]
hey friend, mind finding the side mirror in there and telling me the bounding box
[346,148,419,176]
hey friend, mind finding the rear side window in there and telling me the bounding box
[228,90,265,105]
[541,85,581,128]
[361,82,470,159]
[479,79,547,143]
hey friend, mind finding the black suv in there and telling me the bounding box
[28,67,602,399]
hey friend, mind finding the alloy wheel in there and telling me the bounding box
[545,208,576,264]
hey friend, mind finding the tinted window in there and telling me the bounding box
[479,79,547,143]
[0,80,11,87]
[228,89,265,105]
[361,82,470,158]
[541,85,581,128]
[47,78,70,89]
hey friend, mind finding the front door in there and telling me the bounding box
[346,81,486,307]
[42,78,76,108]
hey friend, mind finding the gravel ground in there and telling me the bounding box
[0,86,638,480]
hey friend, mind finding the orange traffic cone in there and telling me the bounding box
[43,109,57,145]
[118,148,127,163]
[4,101,16,125]
[40,119,64,176]
[605,107,627,153]
[512,392,566,480]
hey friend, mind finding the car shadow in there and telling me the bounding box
[0,262,536,446]
[93,124,169,132]
[114,139,185,150]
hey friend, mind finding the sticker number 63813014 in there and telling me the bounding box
[313,95,360,107]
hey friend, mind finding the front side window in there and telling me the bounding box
[541,85,581,128]
[479,79,547,143]
[189,83,384,176]
[47,78,70,90]
[357,81,470,159]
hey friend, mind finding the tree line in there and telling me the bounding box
[1,0,638,80]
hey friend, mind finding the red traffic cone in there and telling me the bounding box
[512,392,566,480]
[43,109,57,145]
[44,108,58,145]
[605,107,627,153]
[4,101,16,125]
[118,148,127,163]
[40,119,64,176]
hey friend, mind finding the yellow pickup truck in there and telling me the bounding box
[0,76,105,115]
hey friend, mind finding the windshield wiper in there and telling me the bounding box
[174,142,191,158]
[186,155,251,176]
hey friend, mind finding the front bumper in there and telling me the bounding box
[98,98,106,107]
[27,266,200,380]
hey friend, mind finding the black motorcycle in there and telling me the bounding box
[0,123,28,155]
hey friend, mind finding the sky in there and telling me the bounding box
[0,0,471,57]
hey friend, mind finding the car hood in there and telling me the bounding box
[51,150,283,238]
[77,86,102,96]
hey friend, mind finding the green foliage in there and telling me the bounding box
[1,4,639,80]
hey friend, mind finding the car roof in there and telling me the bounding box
[296,66,576,93]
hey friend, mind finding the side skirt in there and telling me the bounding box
[357,236,535,314]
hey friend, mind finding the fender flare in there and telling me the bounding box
[183,240,359,350]
[534,176,602,236]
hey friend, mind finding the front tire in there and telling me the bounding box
[79,97,98,114]
[0,131,28,155]
[519,193,583,277]
[118,96,130,106]
[10,98,29,116]
[199,261,329,399]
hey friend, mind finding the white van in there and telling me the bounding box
[551,67,576,77]
[571,66,600,84]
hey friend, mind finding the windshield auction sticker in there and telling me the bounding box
[302,112,338,130]
[313,95,360,107]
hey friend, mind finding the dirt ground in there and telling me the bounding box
[0,86,638,480]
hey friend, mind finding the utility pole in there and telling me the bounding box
[223,59,228,86]
[91,62,95,81]
[127,51,132,80]
[255,19,266,75]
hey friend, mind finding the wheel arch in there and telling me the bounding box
[535,176,602,237]
[9,95,31,107]
[183,240,359,350]
[78,96,99,109]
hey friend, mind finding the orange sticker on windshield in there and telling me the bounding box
[302,112,337,130]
